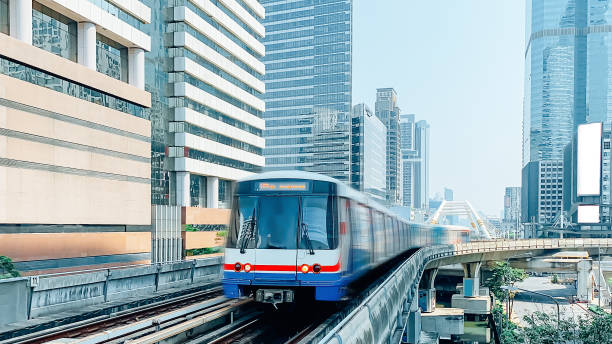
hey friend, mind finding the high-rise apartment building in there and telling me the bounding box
[0,0,152,273]
[376,88,401,204]
[261,0,352,182]
[400,114,429,209]
[351,103,386,201]
[151,0,267,210]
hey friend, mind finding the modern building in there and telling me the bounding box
[376,88,401,205]
[0,0,152,273]
[521,160,564,226]
[400,113,429,209]
[260,0,352,182]
[563,122,612,236]
[151,0,267,210]
[503,187,521,237]
[351,103,386,201]
[444,188,454,202]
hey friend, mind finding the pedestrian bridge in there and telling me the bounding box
[308,238,612,344]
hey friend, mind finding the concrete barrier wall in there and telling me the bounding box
[0,256,222,326]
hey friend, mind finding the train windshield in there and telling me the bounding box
[227,195,337,250]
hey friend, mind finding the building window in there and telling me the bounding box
[0,0,8,35]
[96,33,128,82]
[218,180,233,209]
[32,2,77,61]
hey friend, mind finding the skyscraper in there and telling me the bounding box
[400,114,429,209]
[352,103,386,201]
[147,0,266,209]
[261,0,353,182]
[503,186,521,236]
[376,88,401,204]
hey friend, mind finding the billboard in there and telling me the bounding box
[577,205,600,224]
[577,122,602,196]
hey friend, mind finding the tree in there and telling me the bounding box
[485,261,529,301]
[0,256,20,279]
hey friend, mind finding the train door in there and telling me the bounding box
[296,196,338,277]
[253,196,299,281]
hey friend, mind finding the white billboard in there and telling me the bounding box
[577,122,602,196]
[577,205,600,224]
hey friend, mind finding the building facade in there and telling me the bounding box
[152,0,266,210]
[521,160,564,226]
[400,113,429,209]
[351,103,386,201]
[563,122,612,236]
[0,0,152,273]
[260,0,352,182]
[376,88,401,204]
[503,186,521,237]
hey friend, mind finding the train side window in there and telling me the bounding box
[384,215,393,255]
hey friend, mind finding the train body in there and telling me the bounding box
[222,171,470,304]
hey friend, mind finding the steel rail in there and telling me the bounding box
[2,287,224,344]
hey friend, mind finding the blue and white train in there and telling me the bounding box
[222,171,470,304]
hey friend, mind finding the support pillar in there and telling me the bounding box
[198,175,207,208]
[77,22,96,69]
[128,47,145,89]
[9,0,32,44]
[462,262,482,297]
[403,297,421,344]
[419,268,438,313]
[207,176,219,209]
[577,259,593,302]
[176,172,190,207]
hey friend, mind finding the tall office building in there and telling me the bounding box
[400,114,429,209]
[523,1,593,225]
[503,186,521,236]
[261,0,352,182]
[351,103,386,201]
[148,0,266,210]
[376,88,401,204]
[0,0,152,273]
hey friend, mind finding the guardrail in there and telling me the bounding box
[316,238,612,344]
[0,256,222,327]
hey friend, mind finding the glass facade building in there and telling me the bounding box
[261,0,352,182]
[524,0,612,164]
[351,103,386,201]
[400,114,429,210]
[376,88,401,205]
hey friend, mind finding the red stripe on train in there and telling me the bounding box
[224,260,340,273]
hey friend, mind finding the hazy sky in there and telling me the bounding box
[353,1,525,216]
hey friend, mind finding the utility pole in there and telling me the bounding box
[599,246,602,308]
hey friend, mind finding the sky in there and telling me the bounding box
[353,1,526,216]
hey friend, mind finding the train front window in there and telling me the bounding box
[300,196,336,250]
[257,196,299,249]
[228,196,257,249]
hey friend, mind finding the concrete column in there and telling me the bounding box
[207,177,219,209]
[176,172,190,207]
[77,22,96,69]
[577,259,593,302]
[128,47,145,90]
[198,176,206,208]
[462,262,482,297]
[9,0,32,44]
[403,298,421,344]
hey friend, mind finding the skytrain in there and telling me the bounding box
[222,171,470,305]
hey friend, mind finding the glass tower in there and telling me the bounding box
[523,0,612,164]
[376,88,401,205]
[261,0,352,182]
[352,104,386,201]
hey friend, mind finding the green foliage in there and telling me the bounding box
[0,256,20,279]
[485,261,528,301]
[578,312,612,343]
[184,224,197,232]
[216,230,227,238]
[551,274,559,284]
[186,247,223,256]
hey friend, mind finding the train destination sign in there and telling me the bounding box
[255,181,310,192]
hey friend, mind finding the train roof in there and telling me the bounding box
[239,171,391,214]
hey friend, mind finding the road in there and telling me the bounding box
[510,277,590,325]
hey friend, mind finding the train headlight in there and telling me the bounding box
[234,263,242,272]
[301,264,309,273]
[312,264,321,273]
[244,263,252,272]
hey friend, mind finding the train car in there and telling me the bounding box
[223,171,470,305]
